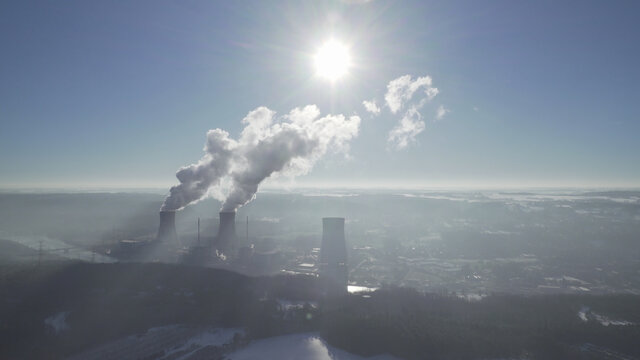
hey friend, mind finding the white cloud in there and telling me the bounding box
[384,75,437,113]
[362,99,380,115]
[381,74,440,150]
[436,105,450,120]
[426,87,439,100]
[387,107,425,150]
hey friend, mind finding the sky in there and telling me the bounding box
[1,0,640,190]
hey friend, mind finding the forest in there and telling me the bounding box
[1,261,639,359]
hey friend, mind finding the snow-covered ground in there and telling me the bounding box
[578,306,634,326]
[276,299,317,311]
[44,311,70,334]
[347,285,378,293]
[68,325,241,360]
[69,327,401,360]
[457,293,487,302]
[226,332,401,360]
[158,327,243,360]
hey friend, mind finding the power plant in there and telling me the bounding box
[319,217,348,294]
[111,207,349,294]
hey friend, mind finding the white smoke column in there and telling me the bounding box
[161,105,360,212]
[161,129,237,211]
[222,105,360,211]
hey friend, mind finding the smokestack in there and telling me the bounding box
[320,217,347,294]
[157,210,178,243]
[216,211,237,255]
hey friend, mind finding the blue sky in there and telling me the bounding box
[1,0,639,189]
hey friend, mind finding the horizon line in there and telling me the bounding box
[1,182,640,194]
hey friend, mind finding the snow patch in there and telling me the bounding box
[44,311,70,334]
[348,285,378,293]
[226,333,401,360]
[160,327,243,360]
[458,293,487,302]
[277,299,317,311]
[578,307,634,326]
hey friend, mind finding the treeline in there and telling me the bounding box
[0,261,321,359]
[321,286,640,360]
[1,262,639,359]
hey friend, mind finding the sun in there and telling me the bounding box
[314,40,351,81]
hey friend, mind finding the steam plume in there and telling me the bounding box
[161,105,360,212]
[160,129,237,211]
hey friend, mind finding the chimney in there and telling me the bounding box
[157,210,178,243]
[216,211,237,255]
[320,217,348,294]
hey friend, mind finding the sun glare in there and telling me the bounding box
[314,40,351,81]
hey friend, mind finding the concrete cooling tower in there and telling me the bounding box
[216,211,237,256]
[320,217,348,294]
[157,210,178,243]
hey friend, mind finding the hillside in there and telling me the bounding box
[1,262,639,359]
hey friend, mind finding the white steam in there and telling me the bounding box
[161,105,360,212]
[160,129,237,211]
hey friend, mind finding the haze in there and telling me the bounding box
[1,1,640,359]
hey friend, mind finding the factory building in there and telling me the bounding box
[319,217,348,295]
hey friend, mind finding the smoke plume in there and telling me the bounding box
[160,129,237,211]
[161,105,360,212]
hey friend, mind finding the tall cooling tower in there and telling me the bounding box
[320,217,348,294]
[216,211,236,255]
[157,210,178,243]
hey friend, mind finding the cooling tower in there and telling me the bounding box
[216,211,237,255]
[320,217,348,294]
[157,210,178,243]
